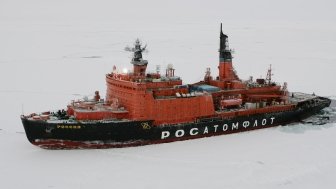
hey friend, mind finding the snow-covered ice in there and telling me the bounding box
[1,0,336,188]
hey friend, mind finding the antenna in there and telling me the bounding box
[266,64,273,85]
[220,23,222,34]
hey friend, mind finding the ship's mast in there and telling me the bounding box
[131,39,146,62]
[125,39,148,77]
[219,23,232,62]
[266,64,273,85]
[218,23,235,81]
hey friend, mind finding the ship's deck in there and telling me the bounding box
[22,92,323,125]
[289,92,318,104]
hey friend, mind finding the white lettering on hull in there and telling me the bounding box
[243,121,250,128]
[175,130,185,137]
[190,128,198,135]
[253,120,258,127]
[203,127,209,134]
[160,117,276,140]
[232,122,239,130]
[223,124,228,131]
[213,125,219,132]
[161,131,170,139]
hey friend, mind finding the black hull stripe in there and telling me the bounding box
[31,121,292,149]
[22,99,331,149]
